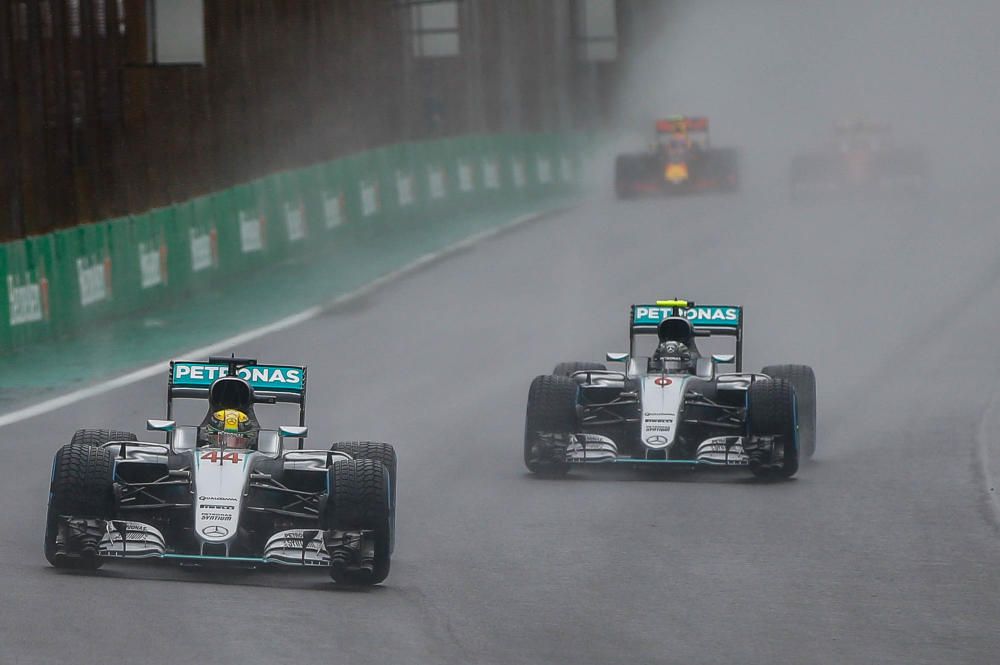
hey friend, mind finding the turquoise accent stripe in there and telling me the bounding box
[161,554,270,563]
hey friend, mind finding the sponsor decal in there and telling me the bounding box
[201,450,244,465]
[560,156,574,183]
[173,362,304,391]
[199,496,237,502]
[138,238,167,289]
[428,166,447,200]
[201,513,233,521]
[482,158,500,190]
[7,269,48,326]
[323,192,345,229]
[189,226,218,272]
[458,160,475,192]
[654,377,672,386]
[536,155,552,184]
[396,171,415,207]
[632,305,740,327]
[360,180,379,217]
[239,210,265,253]
[200,504,235,511]
[283,201,307,242]
[511,159,526,189]
[76,255,111,306]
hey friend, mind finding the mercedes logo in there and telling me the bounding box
[202,525,229,538]
[646,435,669,445]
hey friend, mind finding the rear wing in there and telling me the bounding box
[656,116,709,134]
[629,301,743,371]
[166,356,307,424]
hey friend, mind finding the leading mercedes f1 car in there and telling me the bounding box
[44,356,397,585]
[615,117,740,198]
[523,301,817,479]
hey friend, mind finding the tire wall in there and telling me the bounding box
[0,132,583,352]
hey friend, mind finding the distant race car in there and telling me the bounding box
[44,356,396,585]
[523,300,816,479]
[790,120,927,200]
[615,117,740,198]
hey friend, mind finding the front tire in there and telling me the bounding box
[747,379,799,479]
[324,459,392,585]
[44,443,116,569]
[329,441,397,503]
[761,364,816,460]
[524,375,577,476]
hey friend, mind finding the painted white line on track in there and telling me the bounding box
[0,209,560,429]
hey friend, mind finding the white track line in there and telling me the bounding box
[0,209,558,429]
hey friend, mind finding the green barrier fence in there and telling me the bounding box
[0,132,582,353]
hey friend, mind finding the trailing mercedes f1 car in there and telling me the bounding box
[44,356,397,585]
[790,120,927,201]
[614,117,740,198]
[523,301,817,479]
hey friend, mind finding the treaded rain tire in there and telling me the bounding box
[70,429,138,447]
[552,361,607,376]
[329,440,397,501]
[762,364,816,460]
[524,374,577,476]
[44,443,116,569]
[324,459,391,585]
[748,379,799,479]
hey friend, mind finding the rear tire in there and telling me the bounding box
[761,364,816,460]
[747,379,799,479]
[552,361,606,376]
[524,375,577,476]
[324,459,391,585]
[70,429,138,447]
[44,443,116,569]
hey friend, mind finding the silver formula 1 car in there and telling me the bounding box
[44,356,396,585]
[523,300,816,479]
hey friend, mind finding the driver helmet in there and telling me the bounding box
[205,408,256,449]
[653,340,695,373]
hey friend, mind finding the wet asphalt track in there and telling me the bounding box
[1,189,999,664]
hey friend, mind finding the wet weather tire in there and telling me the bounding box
[524,375,577,476]
[70,429,138,447]
[44,443,116,569]
[324,459,392,585]
[552,361,606,376]
[329,441,397,505]
[762,364,816,459]
[748,379,799,479]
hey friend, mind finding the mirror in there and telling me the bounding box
[278,425,308,438]
[606,352,628,363]
[711,354,736,364]
[147,419,176,432]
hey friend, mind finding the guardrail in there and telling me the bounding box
[0,132,583,352]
